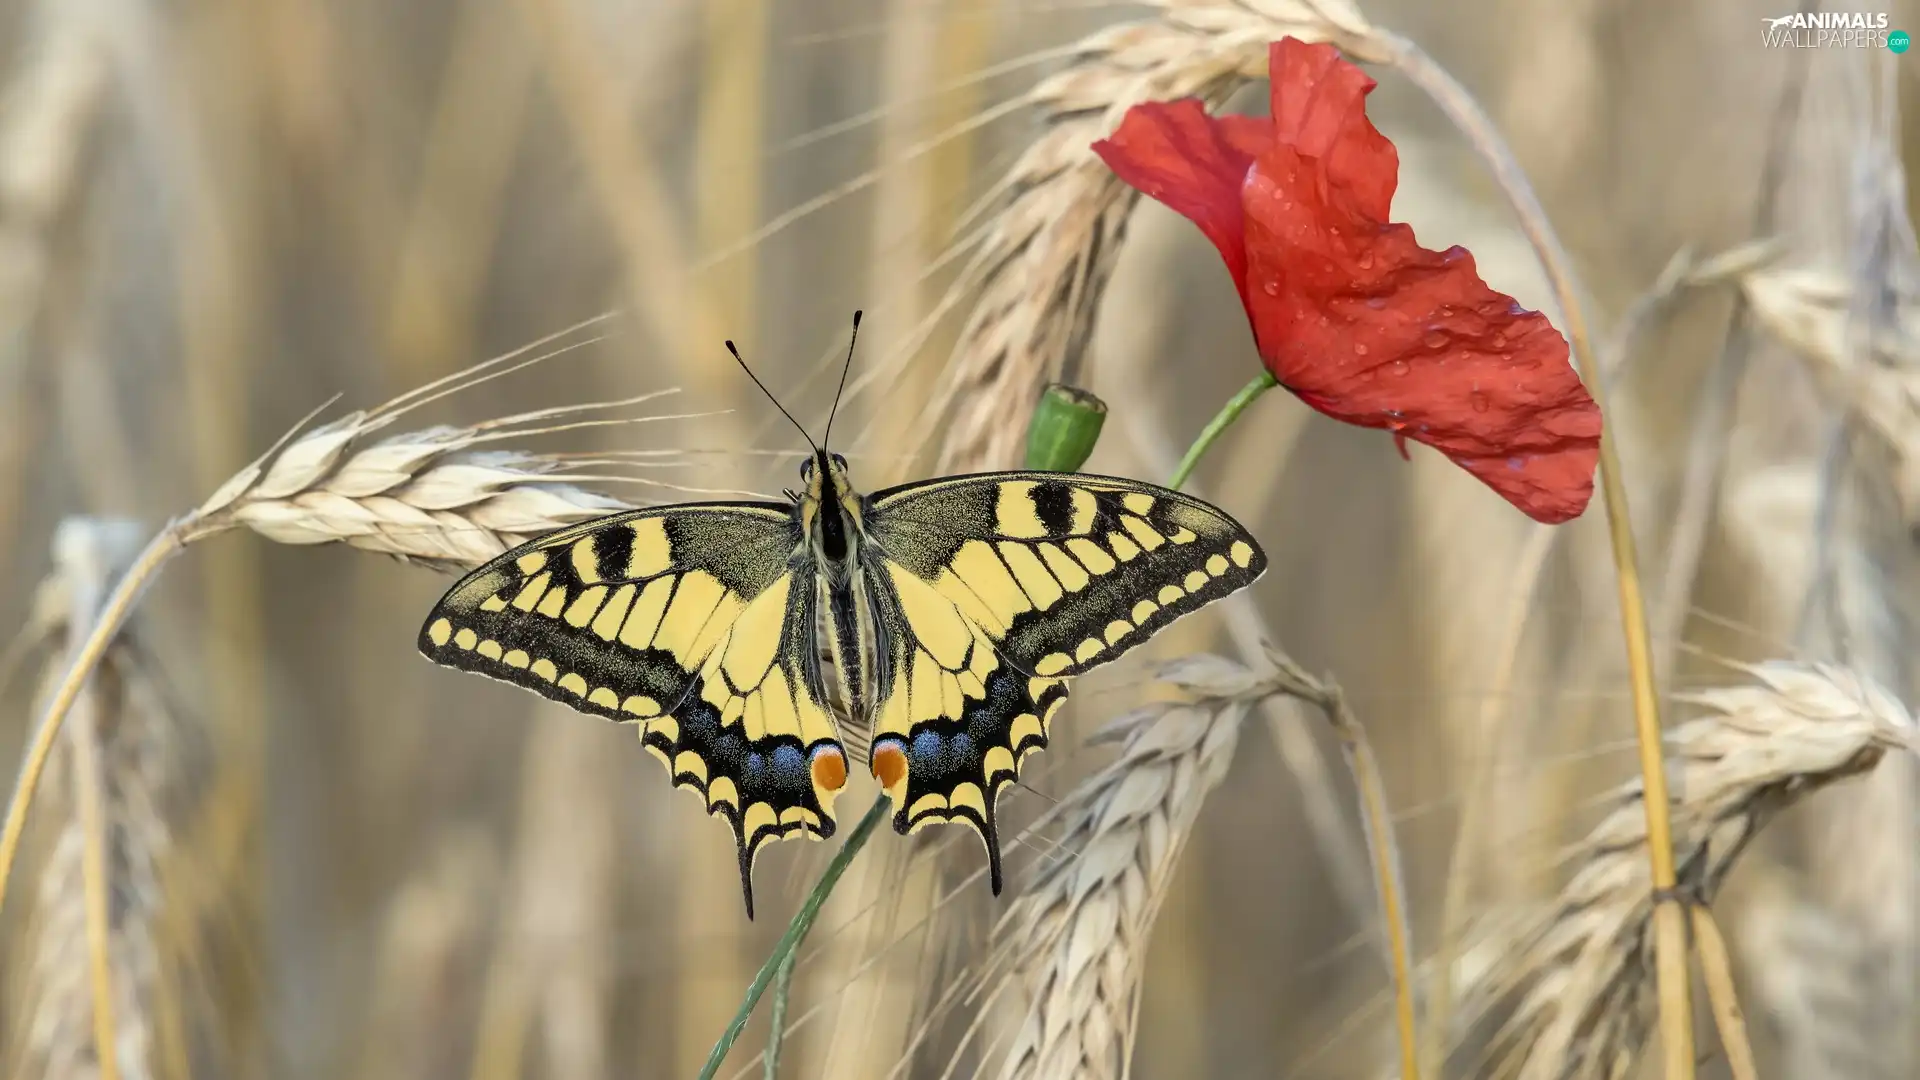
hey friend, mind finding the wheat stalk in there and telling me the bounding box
[1436,660,1914,1080]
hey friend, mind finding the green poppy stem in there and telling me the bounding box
[1168,370,1279,491]
[700,796,891,1080]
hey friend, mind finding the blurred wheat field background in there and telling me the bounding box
[1,0,1918,1078]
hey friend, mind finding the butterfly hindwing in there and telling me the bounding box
[857,472,1265,883]
[859,556,1068,891]
[417,503,848,917]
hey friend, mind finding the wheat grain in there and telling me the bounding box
[931,0,1375,471]
[1436,660,1913,1080]
[198,414,638,570]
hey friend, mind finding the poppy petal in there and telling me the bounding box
[1240,146,1600,523]
[1266,39,1397,223]
[1091,100,1273,301]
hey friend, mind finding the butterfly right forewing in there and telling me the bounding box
[418,502,849,917]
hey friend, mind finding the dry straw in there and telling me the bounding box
[1439,660,1913,1080]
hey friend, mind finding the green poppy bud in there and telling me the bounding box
[1023,383,1107,472]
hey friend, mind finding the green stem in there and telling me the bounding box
[763,951,796,1080]
[1167,370,1278,491]
[700,796,892,1080]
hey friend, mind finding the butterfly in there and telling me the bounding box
[417,313,1267,916]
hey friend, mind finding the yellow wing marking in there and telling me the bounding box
[563,585,607,628]
[618,576,673,648]
[1036,543,1089,592]
[1066,487,1099,535]
[933,540,1029,634]
[511,572,550,611]
[569,537,603,584]
[626,517,673,578]
[887,564,973,669]
[994,481,1049,538]
[998,543,1062,609]
[1120,515,1166,551]
[1065,537,1115,575]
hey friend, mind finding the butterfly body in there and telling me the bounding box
[420,452,1265,916]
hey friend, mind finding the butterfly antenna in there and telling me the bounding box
[725,339,818,452]
[821,309,862,450]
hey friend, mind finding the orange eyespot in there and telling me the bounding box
[809,745,848,792]
[870,739,908,792]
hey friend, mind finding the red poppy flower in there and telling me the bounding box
[1091,38,1601,524]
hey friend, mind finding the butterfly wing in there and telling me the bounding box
[417,503,847,917]
[859,472,1265,884]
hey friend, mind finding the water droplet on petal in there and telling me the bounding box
[1490,331,1508,348]
[1354,344,1369,356]
[1390,360,1410,376]
[1262,279,1280,296]
[1423,330,1447,349]
[1366,297,1388,310]
[1357,252,1373,269]
[1470,391,1490,413]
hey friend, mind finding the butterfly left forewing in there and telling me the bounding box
[857,471,1264,886]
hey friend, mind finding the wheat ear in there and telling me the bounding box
[991,654,1262,1080]
[1439,661,1913,1080]
[0,325,685,918]
[12,519,181,1080]
[991,646,1417,1080]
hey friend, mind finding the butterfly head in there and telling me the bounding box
[798,449,863,565]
